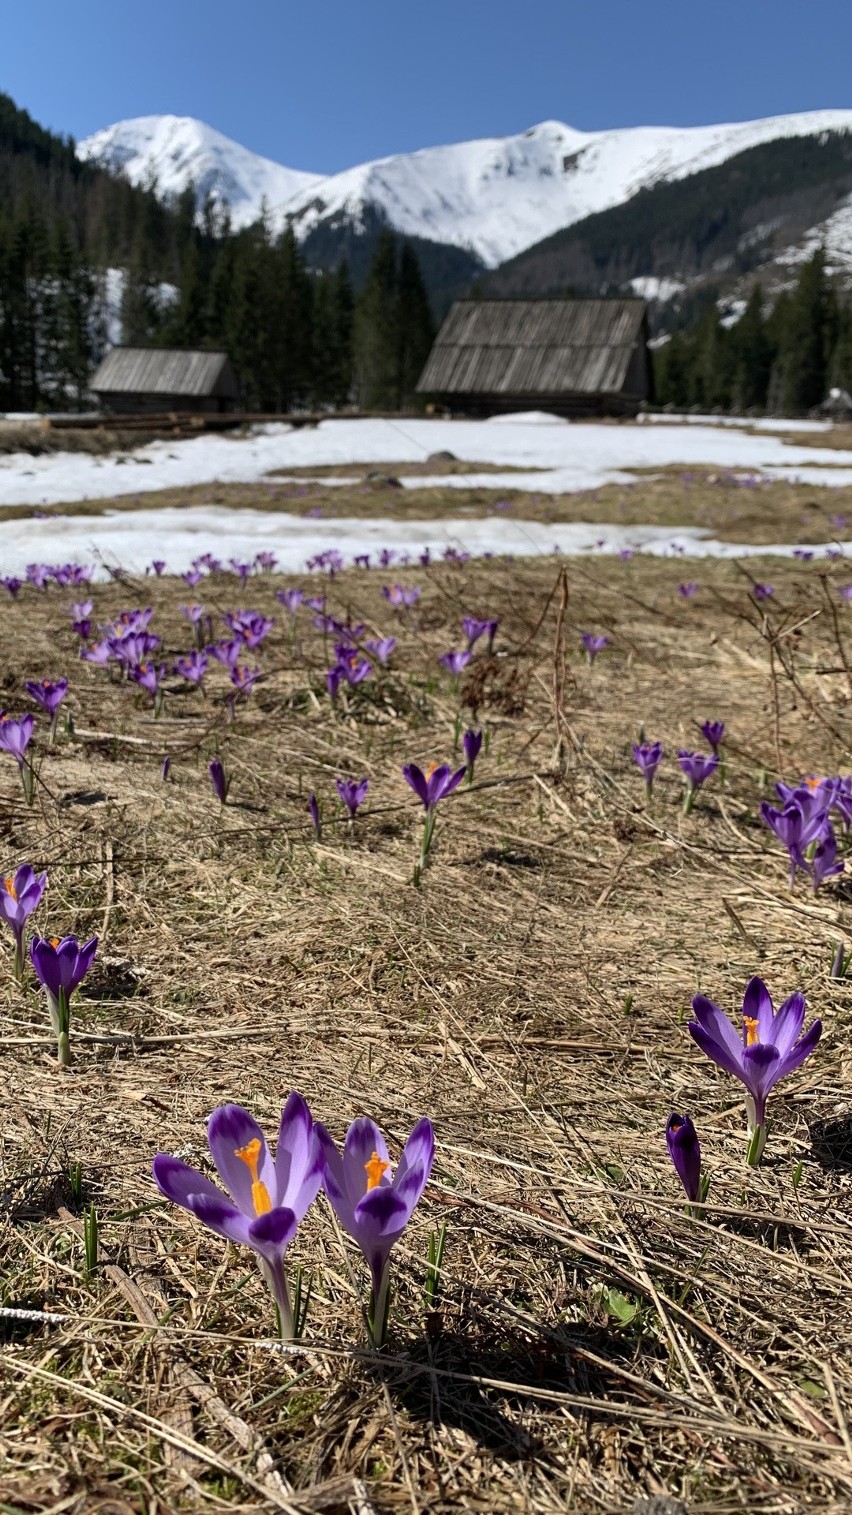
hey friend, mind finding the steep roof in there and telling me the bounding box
[91,347,240,399]
[417,298,648,397]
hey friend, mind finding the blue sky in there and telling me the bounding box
[5,0,852,171]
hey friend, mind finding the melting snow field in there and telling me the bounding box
[1,508,849,582]
[1,413,852,576]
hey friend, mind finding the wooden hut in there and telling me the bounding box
[417,298,652,418]
[91,348,241,415]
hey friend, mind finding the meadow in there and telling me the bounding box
[1,503,852,1514]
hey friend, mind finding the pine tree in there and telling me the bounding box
[396,243,435,408]
[353,229,400,409]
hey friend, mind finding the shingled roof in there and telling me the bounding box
[91,348,241,400]
[417,298,649,400]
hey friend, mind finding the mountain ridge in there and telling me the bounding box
[78,109,852,271]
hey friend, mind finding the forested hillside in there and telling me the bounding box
[653,249,852,412]
[486,131,852,306]
[0,93,435,412]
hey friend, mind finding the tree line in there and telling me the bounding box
[654,250,852,414]
[0,91,435,412]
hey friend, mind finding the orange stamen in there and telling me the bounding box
[804,776,823,791]
[3,876,17,901]
[364,1150,390,1191]
[234,1137,272,1215]
[743,1015,760,1047]
[426,762,439,777]
[49,936,61,949]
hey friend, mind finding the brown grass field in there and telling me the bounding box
[2,537,852,1514]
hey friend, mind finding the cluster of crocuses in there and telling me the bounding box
[2,561,92,597]
[632,722,725,812]
[79,601,277,714]
[761,776,850,892]
[667,975,822,1198]
[154,1095,434,1347]
[0,862,98,1066]
[439,615,499,678]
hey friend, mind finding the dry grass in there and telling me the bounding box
[2,550,852,1513]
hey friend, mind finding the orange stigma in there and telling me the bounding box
[804,776,823,791]
[234,1138,272,1215]
[364,1151,390,1191]
[426,761,439,777]
[49,936,61,948]
[743,1015,760,1047]
[3,876,17,900]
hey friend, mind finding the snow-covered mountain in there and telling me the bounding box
[78,110,852,271]
[78,116,324,229]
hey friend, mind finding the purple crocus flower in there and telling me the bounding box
[462,617,489,649]
[463,728,482,781]
[439,650,471,677]
[700,721,726,753]
[182,569,203,589]
[403,762,466,812]
[151,560,166,576]
[0,864,47,979]
[174,651,208,685]
[30,933,98,1066]
[276,588,304,616]
[678,583,699,599]
[161,755,171,782]
[677,751,719,813]
[752,583,775,601]
[665,1114,702,1205]
[153,1095,323,1339]
[230,664,261,695]
[81,640,112,667]
[365,637,396,666]
[760,788,832,888]
[339,656,371,687]
[208,639,242,669]
[315,1114,434,1346]
[383,584,421,609]
[229,559,253,583]
[632,741,664,797]
[209,758,229,804]
[689,977,822,1162]
[0,712,34,765]
[582,634,609,663]
[326,666,343,702]
[308,793,321,840]
[25,678,68,718]
[255,551,278,571]
[131,663,166,708]
[180,604,205,625]
[2,576,22,597]
[337,777,369,819]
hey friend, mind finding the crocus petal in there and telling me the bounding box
[207,1104,275,1217]
[691,996,745,1066]
[688,1021,748,1084]
[769,992,806,1059]
[315,1122,357,1233]
[152,1154,225,1211]
[742,977,775,1046]
[186,1191,254,1248]
[343,1117,391,1206]
[274,1090,314,1207]
[394,1117,435,1200]
[354,1183,410,1239]
[403,764,430,808]
[775,1019,823,1081]
[248,1205,299,1257]
[742,1042,781,1104]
